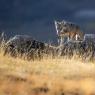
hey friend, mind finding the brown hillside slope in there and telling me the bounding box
[0,53,95,95]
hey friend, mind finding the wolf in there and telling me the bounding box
[4,35,58,59]
[4,35,46,60]
[55,20,84,46]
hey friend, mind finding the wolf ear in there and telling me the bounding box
[62,20,66,24]
[54,20,57,25]
[54,20,59,35]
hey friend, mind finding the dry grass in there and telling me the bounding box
[0,50,95,95]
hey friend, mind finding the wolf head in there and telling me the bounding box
[54,20,68,35]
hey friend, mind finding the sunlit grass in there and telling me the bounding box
[0,35,95,95]
[0,49,95,95]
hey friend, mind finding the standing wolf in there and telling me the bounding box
[55,20,84,46]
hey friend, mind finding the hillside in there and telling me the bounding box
[0,52,95,95]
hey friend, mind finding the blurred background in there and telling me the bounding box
[0,0,95,43]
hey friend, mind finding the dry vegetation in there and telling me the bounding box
[0,48,95,95]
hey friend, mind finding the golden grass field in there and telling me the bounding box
[0,50,95,95]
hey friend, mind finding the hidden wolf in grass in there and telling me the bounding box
[4,35,57,60]
[4,35,47,60]
[55,20,84,46]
